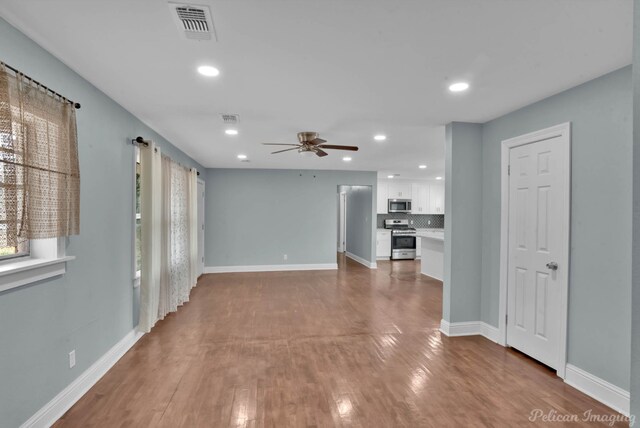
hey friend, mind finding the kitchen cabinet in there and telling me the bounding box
[387,182,411,199]
[376,181,388,214]
[411,183,429,214]
[428,182,445,214]
[376,229,391,259]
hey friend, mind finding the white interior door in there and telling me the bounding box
[197,180,205,276]
[506,134,569,370]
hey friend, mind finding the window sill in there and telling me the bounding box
[0,256,75,293]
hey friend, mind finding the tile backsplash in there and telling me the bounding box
[377,214,444,229]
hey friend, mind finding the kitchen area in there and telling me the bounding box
[376,178,445,280]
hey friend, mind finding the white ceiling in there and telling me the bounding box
[0,0,632,179]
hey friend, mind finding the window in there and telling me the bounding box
[0,130,29,261]
[0,63,79,291]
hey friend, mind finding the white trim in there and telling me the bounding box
[564,364,630,416]
[345,252,377,269]
[480,322,500,343]
[204,263,338,273]
[20,329,145,428]
[0,256,75,293]
[499,122,571,378]
[420,272,443,281]
[439,319,500,343]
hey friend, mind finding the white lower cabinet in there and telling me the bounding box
[376,230,391,258]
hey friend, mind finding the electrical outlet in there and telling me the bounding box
[69,350,76,369]
[410,220,414,225]
[283,254,288,261]
[428,220,431,225]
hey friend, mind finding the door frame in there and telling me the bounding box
[338,192,347,252]
[498,122,571,379]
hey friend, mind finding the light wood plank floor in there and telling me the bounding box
[54,255,627,427]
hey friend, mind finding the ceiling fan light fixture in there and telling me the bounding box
[237,154,247,159]
[374,134,386,141]
[342,157,352,162]
[225,129,238,135]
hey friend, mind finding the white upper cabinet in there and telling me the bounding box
[388,181,412,199]
[411,183,429,214]
[376,179,445,215]
[428,182,445,214]
[376,181,389,214]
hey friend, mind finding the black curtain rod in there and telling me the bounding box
[1,61,81,109]
[132,136,200,175]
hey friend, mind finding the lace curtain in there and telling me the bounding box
[158,155,193,318]
[0,64,80,247]
[139,148,198,332]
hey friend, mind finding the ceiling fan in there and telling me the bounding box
[263,132,359,157]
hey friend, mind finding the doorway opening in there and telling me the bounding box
[336,185,376,269]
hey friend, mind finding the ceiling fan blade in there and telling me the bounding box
[315,149,329,157]
[271,147,300,154]
[308,138,326,145]
[262,143,300,146]
[316,144,359,151]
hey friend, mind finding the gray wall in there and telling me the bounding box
[343,186,373,262]
[481,67,632,390]
[0,18,204,427]
[631,0,640,418]
[205,169,377,267]
[443,122,484,323]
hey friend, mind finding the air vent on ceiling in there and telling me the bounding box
[221,114,239,125]
[169,2,217,41]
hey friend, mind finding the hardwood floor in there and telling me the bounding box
[54,255,627,427]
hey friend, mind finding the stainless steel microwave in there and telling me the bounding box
[388,199,412,213]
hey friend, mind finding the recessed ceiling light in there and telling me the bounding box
[225,129,238,135]
[198,65,220,77]
[387,175,394,179]
[342,157,352,162]
[374,135,387,141]
[237,154,247,160]
[435,176,443,180]
[449,82,469,92]
[419,165,427,169]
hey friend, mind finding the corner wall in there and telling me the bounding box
[443,122,483,323]
[631,0,640,418]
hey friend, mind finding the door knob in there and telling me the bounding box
[546,262,558,271]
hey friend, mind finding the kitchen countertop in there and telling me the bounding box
[416,229,444,242]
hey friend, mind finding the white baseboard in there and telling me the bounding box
[440,320,629,416]
[204,263,338,273]
[439,319,500,343]
[20,329,145,428]
[564,364,630,416]
[345,252,377,269]
[480,322,500,343]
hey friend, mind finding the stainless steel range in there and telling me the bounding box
[384,219,417,260]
